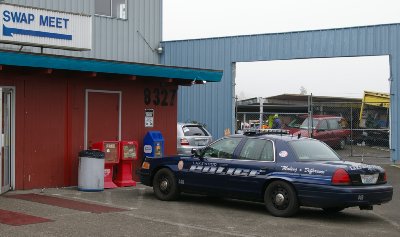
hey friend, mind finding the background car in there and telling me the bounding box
[285,115,307,134]
[177,122,212,155]
[294,115,350,149]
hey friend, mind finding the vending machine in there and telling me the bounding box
[91,141,120,189]
[143,131,164,158]
[114,141,137,187]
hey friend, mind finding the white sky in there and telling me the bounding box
[163,0,400,99]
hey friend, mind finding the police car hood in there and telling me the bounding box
[312,160,384,174]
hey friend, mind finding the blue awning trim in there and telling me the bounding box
[0,50,223,82]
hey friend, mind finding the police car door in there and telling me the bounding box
[181,137,242,194]
[225,138,276,199]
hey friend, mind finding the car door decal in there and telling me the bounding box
[189,163,260,177]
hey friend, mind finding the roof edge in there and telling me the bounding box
[0,50,223,82]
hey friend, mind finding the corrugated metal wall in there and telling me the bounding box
[0,0,162,64]
[161,24,400,162]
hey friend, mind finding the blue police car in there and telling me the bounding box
[140,130,393,217]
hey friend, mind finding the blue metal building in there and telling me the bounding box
[161,24,400,162]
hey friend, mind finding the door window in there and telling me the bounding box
[318,120,328,130]
[239,139,274,161]
[203,137,241,159]
[327,119,340,130]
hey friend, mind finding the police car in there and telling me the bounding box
[140,129,393,217]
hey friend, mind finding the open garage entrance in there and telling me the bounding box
[235,56,391,158]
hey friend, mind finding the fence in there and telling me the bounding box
[236,101,390,158]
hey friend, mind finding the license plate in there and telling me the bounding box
[196,140,207,146]
[360,174,379,184]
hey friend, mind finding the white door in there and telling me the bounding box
[1,88,13,194]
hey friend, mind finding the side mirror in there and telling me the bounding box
[191,148,203,158]
[191,148,197,155]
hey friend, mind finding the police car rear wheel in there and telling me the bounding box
[264,181,299,217]
[153,168,180,201]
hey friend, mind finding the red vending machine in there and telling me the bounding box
[92,141,120,189]
[114,141,138,187]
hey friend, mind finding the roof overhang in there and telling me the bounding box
[0,50,223,82]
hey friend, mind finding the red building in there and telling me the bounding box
[0,50,222,191]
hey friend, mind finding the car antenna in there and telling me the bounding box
[297,133,301,139]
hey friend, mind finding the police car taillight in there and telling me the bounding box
[332,169,351,185]
[383,172,387,182]
[180,138,189,146]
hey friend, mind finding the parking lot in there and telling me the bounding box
[0,154,399,237]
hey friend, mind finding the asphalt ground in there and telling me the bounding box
[0,150,399,237]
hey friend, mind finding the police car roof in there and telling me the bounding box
[230,130,307,142]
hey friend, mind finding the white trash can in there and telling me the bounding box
[78,150,105,191]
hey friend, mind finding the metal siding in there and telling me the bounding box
[1,0,162,64]
[162,24,400,161]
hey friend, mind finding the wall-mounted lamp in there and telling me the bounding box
[191,79,207,85]
[155,47,163,54]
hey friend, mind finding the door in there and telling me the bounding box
[1,88,13,194]
[85,90,121,149]
[226,138,276,199]
[313,120,332,144]
[179,137,242,195]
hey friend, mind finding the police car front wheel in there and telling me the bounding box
[153,168,180,201]
[264,181,299,217]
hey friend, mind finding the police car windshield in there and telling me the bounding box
[289,140,340,161]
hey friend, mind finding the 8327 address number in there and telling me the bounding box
[144,88,177,106]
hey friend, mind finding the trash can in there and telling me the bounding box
[143,131,164,158]
[78,150,105,191]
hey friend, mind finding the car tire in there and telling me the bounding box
[153,168,180,201]
[322,207,345,214]
[264,181,299,217]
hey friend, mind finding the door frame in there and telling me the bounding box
[84,89,122,150]
[0,86,15,194]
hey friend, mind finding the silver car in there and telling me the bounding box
[177,122,213,155]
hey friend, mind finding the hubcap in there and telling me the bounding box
[160,179,169,191]
[271,186,289,210]
[275,193,285,205]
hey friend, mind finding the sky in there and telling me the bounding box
[163,0,400,99]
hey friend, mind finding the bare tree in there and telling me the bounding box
[300,86,307,95]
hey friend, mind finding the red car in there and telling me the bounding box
[294,115,350,149]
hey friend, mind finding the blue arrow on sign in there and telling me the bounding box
[3,25,72,40]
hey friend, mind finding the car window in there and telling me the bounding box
[287,117,306,128]
[239,139,274,161]
[289,140,341,161]
[318,120,328,130]
[300,118,318,129]
[203,137,241,159]
[327,119,340,130]
[182,125,209,136]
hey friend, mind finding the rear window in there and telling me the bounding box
[182,125,209,136]
[287,117,306,128]
[289,140,341,161]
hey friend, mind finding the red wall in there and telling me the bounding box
[0,68,178,190]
